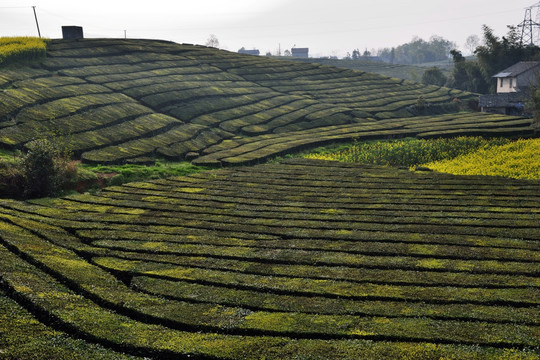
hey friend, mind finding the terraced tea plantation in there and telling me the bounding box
[0,158,538,359]
[0,38,538,358]
[0,38,534,165]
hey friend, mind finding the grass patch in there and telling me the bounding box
[79,160,210,186]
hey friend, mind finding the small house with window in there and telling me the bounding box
[493,61,540,93]
[480,61,540,115]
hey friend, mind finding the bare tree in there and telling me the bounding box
[205,34,219,48]
[464,34,480,55]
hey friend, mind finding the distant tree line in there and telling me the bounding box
[349,49,371,59]
[376,35,456,65]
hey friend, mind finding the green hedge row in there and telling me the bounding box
[164,93,282,122]
[100,246,536,290]
[13,93,132,123]
[81,123,208,163]
[133,276,538,324]
[84,64,223,84]
[195,95,307,128]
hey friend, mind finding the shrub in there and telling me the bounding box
[0,160,25,197]
[20,138,76,198]
[421,67,447,86]
[108,174,125,186]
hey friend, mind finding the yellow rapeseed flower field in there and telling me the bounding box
[0,37,48,66]
[304,137,539,180]
[304,137,509,167]
[424,138,540,180]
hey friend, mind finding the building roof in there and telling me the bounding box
[493,61,540,78]
[479,92,526,108]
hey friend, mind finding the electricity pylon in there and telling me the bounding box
[519,3,540,46]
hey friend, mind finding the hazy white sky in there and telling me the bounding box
[0,0,538,57]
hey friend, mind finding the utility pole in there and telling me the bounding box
[124,30,127,39]
[32,6,41,38]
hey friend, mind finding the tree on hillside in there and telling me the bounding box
[446,50,488,93]
[527,84,540,129]
[446,49,469,90]
[352,49,360,60]
[421,67,447,87]
[205,34,219,48]
[464,34,480,55]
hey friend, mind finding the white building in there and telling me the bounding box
[493,61,540,93]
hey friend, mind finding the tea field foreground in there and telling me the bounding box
[0,38,534,166]
[0,158,538,359]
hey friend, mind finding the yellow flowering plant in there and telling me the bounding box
[0,37,48,66]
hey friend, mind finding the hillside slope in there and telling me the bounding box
[0,39,533,165]
[276,56,446,81]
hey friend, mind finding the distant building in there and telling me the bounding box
[238,48,260,56]
[493,61,540,93]
[291,48,309,58]
[62,26,84,40]
[480,61,540,115]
